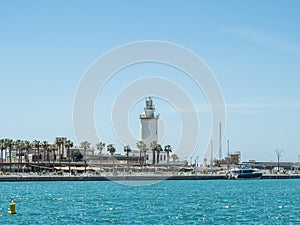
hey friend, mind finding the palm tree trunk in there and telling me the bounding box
[59,145,61,162]
[68,150,71,175]
[99,150,102,171]
[34,148,37,162]
[152,150,155,165]
[9,147,12,172]
[1,149,3,171]
[139,150,142,166]
[37,147,40,172]
[0,149,2,172]
[18,148,21,173]
[167,152,170,164]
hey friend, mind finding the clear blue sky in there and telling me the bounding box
[1,0,300,162]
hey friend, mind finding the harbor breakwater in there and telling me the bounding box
[0,174,300,182]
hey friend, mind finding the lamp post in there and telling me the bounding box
[275,149,283,172]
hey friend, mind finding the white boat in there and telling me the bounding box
[228,167,262,179]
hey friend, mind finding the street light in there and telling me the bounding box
[275,149,284,172]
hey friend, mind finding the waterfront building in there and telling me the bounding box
[214,152,241,167]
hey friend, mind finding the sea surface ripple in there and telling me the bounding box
[0,179,299,224]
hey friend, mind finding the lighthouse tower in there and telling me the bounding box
[140,97,159,150]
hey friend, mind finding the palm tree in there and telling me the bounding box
[50,144,57,163]
[0,139,6,172]
[64,139,73,174]
[42,141,49,162]
[5,139,13,172]
[124,145,131,165]
[97,142,105,170]
[45,143,51,162]
[155,144,162,164]
[96,142,105,156]
[41,141,49,162]
[80,141,90,159]
[137,141,147,166]
[32,140,41,163]
[23,140,31,172]
[107,144,116,156]
[14,140,22,173]
[44,144,50,162]
[64,140,74,161]
[150,141,157,165]
[55,138,64,162]
[20,140,27,172]
[32,140,41,172]
[171,154,179,163]
[164,145,172,164]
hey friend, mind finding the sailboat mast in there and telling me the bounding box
[210,140,213,167]
[219,122,222,160]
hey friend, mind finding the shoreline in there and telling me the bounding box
[0,174,300,182]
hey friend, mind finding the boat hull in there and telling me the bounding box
[228,168,263,179]
[235,172,262,179]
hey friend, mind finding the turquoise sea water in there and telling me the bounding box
[1,179,300,224]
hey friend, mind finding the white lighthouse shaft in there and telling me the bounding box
[140,97,159,150]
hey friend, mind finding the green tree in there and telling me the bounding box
[72,151,83,162]
[164,145,172,164]
[80,141,90,158]
[107,144,116,156]
[96,142,105,156]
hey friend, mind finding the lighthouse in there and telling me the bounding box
[140,97,159,151]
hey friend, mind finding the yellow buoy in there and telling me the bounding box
[8,198,17,214]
